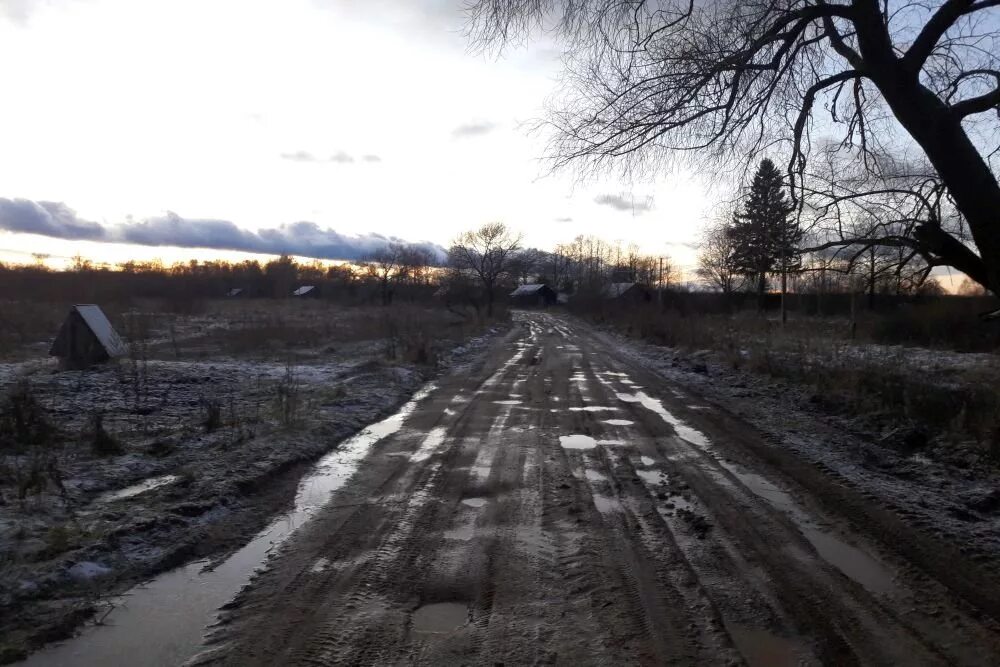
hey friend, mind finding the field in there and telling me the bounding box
[0,297,503,662]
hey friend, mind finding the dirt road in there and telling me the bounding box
[198,312,1000,666]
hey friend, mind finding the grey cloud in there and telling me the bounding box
[280,150,318,162]
[362,154,382,163]
[594,194,653,214]
[0,198,107,240]
[0,197,447,263]
[452,121,497,138]
[554,216,573,223]
[329,151,355,163]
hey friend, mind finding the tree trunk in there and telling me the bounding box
[757,273,766,312]
[781,268,788,325]
[854,11,1000,292]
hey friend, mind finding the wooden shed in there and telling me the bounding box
[510,284,557,308]
[49,305,128,369]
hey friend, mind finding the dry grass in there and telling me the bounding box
[583,304,1000,457]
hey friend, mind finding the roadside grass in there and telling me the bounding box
[581,304,1000,463]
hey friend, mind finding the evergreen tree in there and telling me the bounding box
[728,159,799,311]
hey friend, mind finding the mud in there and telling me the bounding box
[183,313,1000,666]
[19,312,1000,666]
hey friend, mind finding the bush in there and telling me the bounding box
[870,297,1000,352]
[0,382,55,452]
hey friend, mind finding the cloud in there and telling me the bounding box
[452,121,497,138]
[554,216,573,223]
[0,198,107,240]
[0,198,447,263]
[594,194,653,214]
[280,150,318,162]
[329,151,355,163]
[362,154,382,163]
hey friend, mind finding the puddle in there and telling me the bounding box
[593,494,622,514]
[410,426,447,463]
[559,434,597,450]
[620,385,897,597]
[584,469,607,482]
[603,418,634,426]
[493,399,522,405]
[668,495,695,512]
[568,406,618,412]
[596,439,627,446]
[96,475,181,503]
[411,602,468,634]
[461,497,488,508]
[640,456,655,466]
[727,623,805,667]
[23,384,437,667]
[444,520,476,541]
[636,470,664,486]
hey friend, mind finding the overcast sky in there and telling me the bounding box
[0,0,711,270]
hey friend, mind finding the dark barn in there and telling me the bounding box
[603,282,652,304]
[49,304,128,369]
[510,284,557,308]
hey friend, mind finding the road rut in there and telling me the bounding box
[198,312,1000,666]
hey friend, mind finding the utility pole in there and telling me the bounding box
[658,257,663,308]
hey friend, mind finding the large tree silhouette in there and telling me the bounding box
[467,0,1000,294]
[729,159,799,308]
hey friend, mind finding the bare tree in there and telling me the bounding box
[448,222,523,316]
[467,0,1000,294]
[365,243,405,306]
[697,217,742,295]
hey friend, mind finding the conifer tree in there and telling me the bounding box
[728,159,799,313]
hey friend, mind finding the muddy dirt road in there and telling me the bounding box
[195,312,1000,666]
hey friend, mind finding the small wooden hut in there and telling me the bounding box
[49,305,128,369]
[510,284,557,308]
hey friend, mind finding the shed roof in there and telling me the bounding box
[510,284,551,297]
[292,285,316,296]
[73,305,128,356]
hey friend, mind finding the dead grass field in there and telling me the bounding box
[584,305,1000,467]
[0,297,504,662]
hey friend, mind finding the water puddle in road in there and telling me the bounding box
[559,434,597,450]
[444,520,476,541]
[23,383,438,667]
[461,497,488,508]
[568,406,618,412]
[593,494,622,514]
[493,399,522,405]
[618,384,897,597]
[410,426,447,463]
[411,602,468,634]
[636,470,665,486]
[726,623,804,667]
[603,418,634,426]
[668,495,695,512]
[95,474,181,503]
[584,469,607,482]
[640,456,655,466]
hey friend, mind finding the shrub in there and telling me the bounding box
[0,381,55,452]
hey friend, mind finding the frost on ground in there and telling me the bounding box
[594,322,1000,571]
[0,300,505,662]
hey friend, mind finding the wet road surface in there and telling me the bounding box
[33,312,1000,665]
